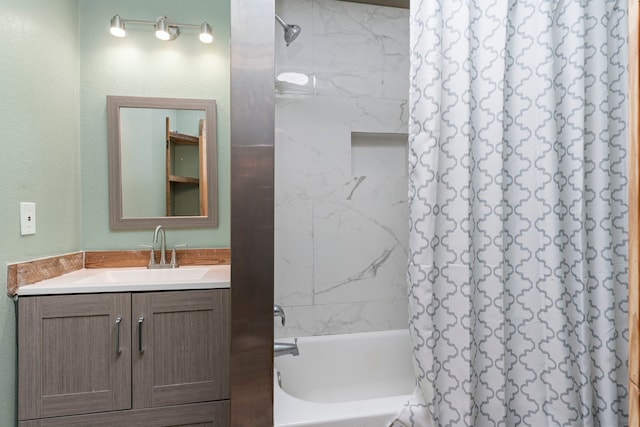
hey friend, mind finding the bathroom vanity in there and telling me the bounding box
[15,266,230,427]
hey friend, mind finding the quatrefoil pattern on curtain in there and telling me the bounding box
[392,0,629,426]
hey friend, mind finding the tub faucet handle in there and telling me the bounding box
[274,304,285,326]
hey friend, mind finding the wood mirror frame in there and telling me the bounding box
[107,95,218,230]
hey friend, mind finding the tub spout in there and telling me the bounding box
[274,339,299,357]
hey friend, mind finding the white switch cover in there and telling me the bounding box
[20,202,36,235]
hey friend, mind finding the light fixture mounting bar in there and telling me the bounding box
[119,19,157,25]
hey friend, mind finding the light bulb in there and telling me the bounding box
[110,15,126,38]
[155,17,171,41]
[199,22,214,44]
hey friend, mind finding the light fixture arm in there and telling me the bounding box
[119,18,155,25]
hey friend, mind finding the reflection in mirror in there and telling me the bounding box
[120,108,206,217]
[107,96,218,229]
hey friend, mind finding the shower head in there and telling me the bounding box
[275,14,301,47]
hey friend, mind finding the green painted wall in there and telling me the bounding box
[0,0,230,424]
[0,1,81,424]
[80,0,231,249]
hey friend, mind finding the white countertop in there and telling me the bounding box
[17,265,230,296]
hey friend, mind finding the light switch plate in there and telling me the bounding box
[20,202,36,235]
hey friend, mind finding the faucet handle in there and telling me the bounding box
[139,244,156,266]
[171,244,188,268]
[274,304,285,326]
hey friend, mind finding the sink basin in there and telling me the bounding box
[17,265,230,295]
[75,267,210,285]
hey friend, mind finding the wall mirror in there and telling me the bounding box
[107,95,218,229]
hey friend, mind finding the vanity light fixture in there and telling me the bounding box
[109,14,214,44]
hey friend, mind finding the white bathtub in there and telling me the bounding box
[274,329,414,427]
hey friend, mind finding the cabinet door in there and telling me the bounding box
[132,289,230,408]
[18,293,131,420]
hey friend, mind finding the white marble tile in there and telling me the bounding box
[275,96,352,200]
[313,199,408,304]
[274,300,409,338]
[320,175,408,202]
[275,0,409,99]
[312,0,385,97]
[275,96,409,201]
[275,199,314,306]
[377,6,410,100]
[350,97,409,134]
[274,0,410,337]
[311,0,409,99]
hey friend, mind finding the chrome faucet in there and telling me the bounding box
[274,339,299,357]
[148,225,176,269]
[154,225,167,264]
[274,304,299,357]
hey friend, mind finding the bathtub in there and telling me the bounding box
[274,329,414,427]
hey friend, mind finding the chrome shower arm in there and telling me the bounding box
[275,14,287,29]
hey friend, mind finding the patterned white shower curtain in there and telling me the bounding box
[392,0,629,426]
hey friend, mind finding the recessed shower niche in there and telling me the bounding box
[351,132,408,177]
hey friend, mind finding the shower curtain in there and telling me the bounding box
[392,0,629,426]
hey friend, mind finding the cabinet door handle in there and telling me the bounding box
[115,316,123,354]
[138,316,144,353]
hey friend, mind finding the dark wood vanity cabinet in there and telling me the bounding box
[18,289,230,426]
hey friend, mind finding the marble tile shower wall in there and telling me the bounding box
[274,0,409,337]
